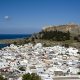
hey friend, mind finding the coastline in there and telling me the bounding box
[0,38,80,47]
[0,38,24,44]
[0,34,31,44]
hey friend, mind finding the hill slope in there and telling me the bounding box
[42,24,80,36]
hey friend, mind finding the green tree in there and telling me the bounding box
[31,73,41,80]
[19,66,26,71]
[22,73,41,80]
[39,30,70,41]
[77,72,80,75]
[22,73,31,80]
[13,41,17,45]
[0,75,6,80]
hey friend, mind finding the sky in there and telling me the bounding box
[0,0,80,34]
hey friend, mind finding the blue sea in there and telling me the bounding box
[0,34,31,39]
[0,44,10,49]
[0,34,31,49]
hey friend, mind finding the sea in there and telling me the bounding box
[0,34,31,49]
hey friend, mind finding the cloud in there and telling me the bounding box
[4,16,9,20]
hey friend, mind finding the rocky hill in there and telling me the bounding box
[42,23,80,36]
[29,23,80,42]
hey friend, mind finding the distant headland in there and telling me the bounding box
[0,23,80,49]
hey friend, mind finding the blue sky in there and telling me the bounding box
[0,0,80,34]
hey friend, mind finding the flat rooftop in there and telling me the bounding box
[53,76,80,80]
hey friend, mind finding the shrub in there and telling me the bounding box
[22,73,41,80]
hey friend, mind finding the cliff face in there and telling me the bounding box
[42,24,80,35]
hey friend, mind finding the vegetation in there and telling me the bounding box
[74,35,80,42]
[22,73,41,80]
[77,52,80,54]
[0,75,7,80]
[77,72,80,75]
[62,44,69,48]
[19,66,26,71]
[0,24,80,48]
[37,30,70,41]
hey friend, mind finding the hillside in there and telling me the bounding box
[28,23,80,48]
[0,23,80,49]
[42,23,80,36]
